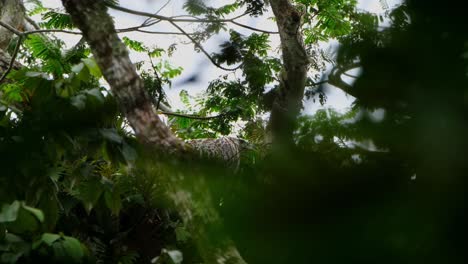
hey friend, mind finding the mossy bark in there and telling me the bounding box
[267,0,310,146]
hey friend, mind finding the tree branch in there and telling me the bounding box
[158,110,223,120]
[108,4,279,34]
[327,62,361,98]
[0,21,82,35]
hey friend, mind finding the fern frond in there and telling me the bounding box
[40,10,74,29]
[24,35,62,60]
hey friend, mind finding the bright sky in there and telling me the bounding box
[36,0,402,115]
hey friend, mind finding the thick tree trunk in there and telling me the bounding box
[60,1,246,263]
[60,0,183,154]
[0,0,24,50]
[0,0,24,76]
[267,0,310,146]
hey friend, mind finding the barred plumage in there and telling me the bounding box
[185,137,252,170]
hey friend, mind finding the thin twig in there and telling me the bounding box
[0,21,81,35]
[342,72,359,78]
[25,16,42,30]
[169,21,242,71]
[108,4,279,34]
[309,80,329,86]
[157,110,223,120]
[230,20,279,34]
[136,29,196,35]
[142,0,171,26]
[147,52,166,111]
[0,21,22,36]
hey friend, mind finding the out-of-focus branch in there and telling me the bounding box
[327,62,361,98]
[158,109,223,120]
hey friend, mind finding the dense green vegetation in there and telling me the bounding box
[1,0,467,263]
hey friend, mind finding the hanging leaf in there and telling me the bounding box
[82,58,102,78]
[104,189,122,215]
[0,201,21,223]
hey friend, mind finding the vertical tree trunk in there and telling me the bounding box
[60,1,246,263]
[60,0,182,153]
[0,0,24,50]
[0,0,24,76]
[268,0,310,146]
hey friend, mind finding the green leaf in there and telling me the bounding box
[61,236,84,262]
[1,252,24,264]
[1,83,23,103]
[85,88,105,102]
[179,90,190,107]
[175,227,190,243]
[50,236,85,262]
[0,201,20,223]
[122,37,147,52]
[24,35,62,61]
[38,194,59,231]
[21,203,44,223]
[71,62,85,74]
[183,0,208,15]
[148,48,165,58]
[76,180,104,214]
[41,233,61,246]
[82,58,102,78]
[25,71,49,79]
[100,129,123,143]
[4,233,23,243]
[166,249,183,264]
[5,204,43,234]
[41,11,73,29]
[121,142,137,163]
[71,94,86,109]
[104,190,122,215]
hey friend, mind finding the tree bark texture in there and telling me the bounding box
[268,0,310,145]
[60,1,246,263]
[0,0,24,50]
[0,0,24,76]
[0,49,20,74]
[60,0,184,154]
